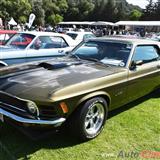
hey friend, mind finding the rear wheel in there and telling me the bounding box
[70,97,108,141]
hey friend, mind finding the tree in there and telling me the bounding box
[57,0,68,14]
[0,0,146,26]
[0,0,31,24]
[42,0,68,25]
[65,0,94,21]
[0,0,10,23]
[54,14,63,24]
[154,0,160,20]
[115,0,131,21]
[89,0,106,21]
[78,0,94,20]
[30,0,45,26]
[129,9,142,20]
[141,0,155,20]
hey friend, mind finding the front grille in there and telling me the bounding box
[38,105,59,120]
[0,91,60,120]
[0,91,34,119]
[0,91,27,110]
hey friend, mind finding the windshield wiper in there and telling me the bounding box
[82,57,100,62]
[81,57,110,67]
[68,54,81,60]
[69,54,109,67]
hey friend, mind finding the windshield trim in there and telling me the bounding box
[70,40,132,68]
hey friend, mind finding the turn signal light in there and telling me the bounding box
[60,102,68,113]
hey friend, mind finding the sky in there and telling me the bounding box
[126,0,157,9]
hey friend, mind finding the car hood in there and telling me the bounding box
[0,57,125,101]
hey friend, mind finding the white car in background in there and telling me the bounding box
[0,32,76,66]
[66,31,96,45]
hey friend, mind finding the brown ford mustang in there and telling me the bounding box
[0,37,160,141]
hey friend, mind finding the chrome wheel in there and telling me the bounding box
[84,102,105,135]
[69,97,108,141]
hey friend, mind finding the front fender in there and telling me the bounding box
[77,91,111,107]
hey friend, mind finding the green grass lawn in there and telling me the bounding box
[0,91,160,160]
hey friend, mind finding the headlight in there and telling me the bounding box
[27,101,39,116]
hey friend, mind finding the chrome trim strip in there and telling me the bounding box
[0,108,66,126]
[0,102,26,112]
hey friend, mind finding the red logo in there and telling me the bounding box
[140,150,160,159]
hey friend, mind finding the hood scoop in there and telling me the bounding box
[38,62,82,70]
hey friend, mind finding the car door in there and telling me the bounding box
[127,45,160,101]
[26,36,71,62]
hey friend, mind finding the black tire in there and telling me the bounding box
[70,97,108,141]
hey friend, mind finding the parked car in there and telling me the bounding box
[0,37,160,141]
[150,35,160,42]
[0,30,17,45]
[0,31,76,66]
[66,31,96,45]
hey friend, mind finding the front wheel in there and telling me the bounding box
[70,97,108,141]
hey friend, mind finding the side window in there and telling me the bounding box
[44,36,69,48]
[30,36,49,49]
[53,37,68,48]
[30,36,69,49]
[132,45,159,64]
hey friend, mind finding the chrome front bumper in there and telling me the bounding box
[0,108,66,127]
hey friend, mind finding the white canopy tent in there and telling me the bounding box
[58,21,116,28]
[8,18,17,26]
[0,18,3,26]
[59,21,94,25]
[91,21,115,26]
[115,21,160,32]
[115,21,160,26]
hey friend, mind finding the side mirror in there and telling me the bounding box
[135,60,143,66]
[130,60,143,70]
[65,51,71,55]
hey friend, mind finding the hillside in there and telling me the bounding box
[65,0,142,21]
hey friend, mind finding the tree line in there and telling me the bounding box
[0,0,160,27]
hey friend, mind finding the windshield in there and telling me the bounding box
[5,33,35,49]
[71,40,132,67]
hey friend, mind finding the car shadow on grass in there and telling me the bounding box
[0,123,82,160]
[0,89,159,160]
